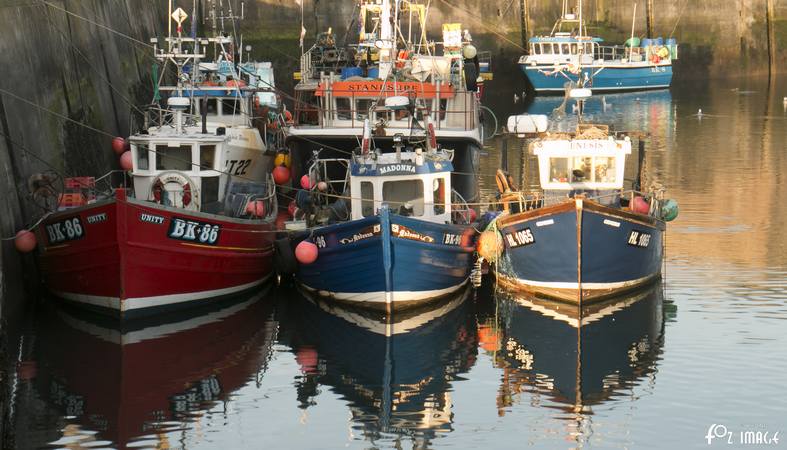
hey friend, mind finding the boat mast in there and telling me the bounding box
[379,0,394,80]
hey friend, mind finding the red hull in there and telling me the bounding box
[36,190,275,318]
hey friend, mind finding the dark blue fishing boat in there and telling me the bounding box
[289,123,477,311]
[483,123,677,304]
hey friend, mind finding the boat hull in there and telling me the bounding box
[295,209,477,311]
[521,63,673,93]
[493,198,665,304]
[36,190,275,319]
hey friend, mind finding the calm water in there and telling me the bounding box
[5,77,787,449]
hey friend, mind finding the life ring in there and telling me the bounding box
[148,171,199,211]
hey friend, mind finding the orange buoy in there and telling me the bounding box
[295,240,319,264]
[274,152,291,168]
[272,165,291,185]
[119,151,133,170]
[14,230,37,253]
[245,200,266,217]
[477,230,502,262]
[112,137,126,155]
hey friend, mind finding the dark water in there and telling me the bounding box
[5,76,787,449]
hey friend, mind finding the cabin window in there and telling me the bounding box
[552,43,560,54]
[570,43,578,54]
[542,44,552,55]
[549,157,569,182]
[585,43,594,55]
[561,43,570,54]
[156,145,192,171]
[356,99,374,120]
[296,90,320,125]
[221,99,240,116]
[201,176,220,211]
[594,156,617,183]
[200,145,216,171]
[433,177,446,215]
[204,98,218,115]
[335,97,351,120]
[136,144,149,170]
[533,43,541,55]
[570,156,593,182]
[361,181,375,217]
[383,179,424,217]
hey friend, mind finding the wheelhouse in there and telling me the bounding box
[532,132,631,206]
[349,153,453,223]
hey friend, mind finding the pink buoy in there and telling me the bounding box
[272,165,291,185]
[111,137,126,155]
[14,230,37,253]
[245,200,266,217]
[468,208,478,223]
[119,151,133,170]
[295,240,319,264]
[631,196,650,215]
[287,201,297,217]
[317,181,328,192]
[300,174,312,190]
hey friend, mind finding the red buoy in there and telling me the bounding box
[295,240,319,264]
[119,151,133,170]
[468,208,478,223]
[14,230,37,253]
[287,200,297,217]
[631,196,650,215]
[300,174,312,190]
[111,137,126,155]
[245,200,266,217]
[273,165,291,185]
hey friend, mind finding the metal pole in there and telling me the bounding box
[646,0,654,38]
[519,0,529,52]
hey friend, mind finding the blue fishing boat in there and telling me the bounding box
[518,0,676,93]
[287,121,478,311]
[482,122,678,304]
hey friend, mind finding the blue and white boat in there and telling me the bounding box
[486,123,677,304]
[518,0,676,93]
[290,124,478,311]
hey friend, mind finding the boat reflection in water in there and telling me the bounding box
[284,284,478,446]
[29,285,278,449]
[487,284,666,437]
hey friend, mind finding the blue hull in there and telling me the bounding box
[296,208,477,310]
[495,199,664,303]
[521,63,672,93]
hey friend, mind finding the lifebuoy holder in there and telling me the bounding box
[149,171,200,211]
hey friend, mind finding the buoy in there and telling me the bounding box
[631,196,650,215]
[14,230,37,253]
[661,199,679,221]
[274,152,291,168]
[300,174,312,190]
[119,151,133,170]
[317,181,328,192]
[468,208,478,223]
[295,240,319,264]
[245,200,266,217]
[477,230,502,262]
[111,137,126,155]
[287,200,297,217]
[272,165,290,185]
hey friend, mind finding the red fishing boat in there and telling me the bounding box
[34,5,280,318]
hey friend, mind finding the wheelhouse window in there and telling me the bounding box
[383,179,424,216]
[221,99,240,116]
[356,99,374,120]
[593,156,617,183]
[361,181,375,217]
[570,43,578,54]
[533,43,541,55]
[156,145,192,171]
[335,97,351,120]
[204,98,218,115]
[542,43,553,55]
[548,156,617,183]
[433,177,446,215]
[200,145,216,171]
[549,157,569,182]
[561,43,570,54]
[136,144,149,170]
[552,43,560,54]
